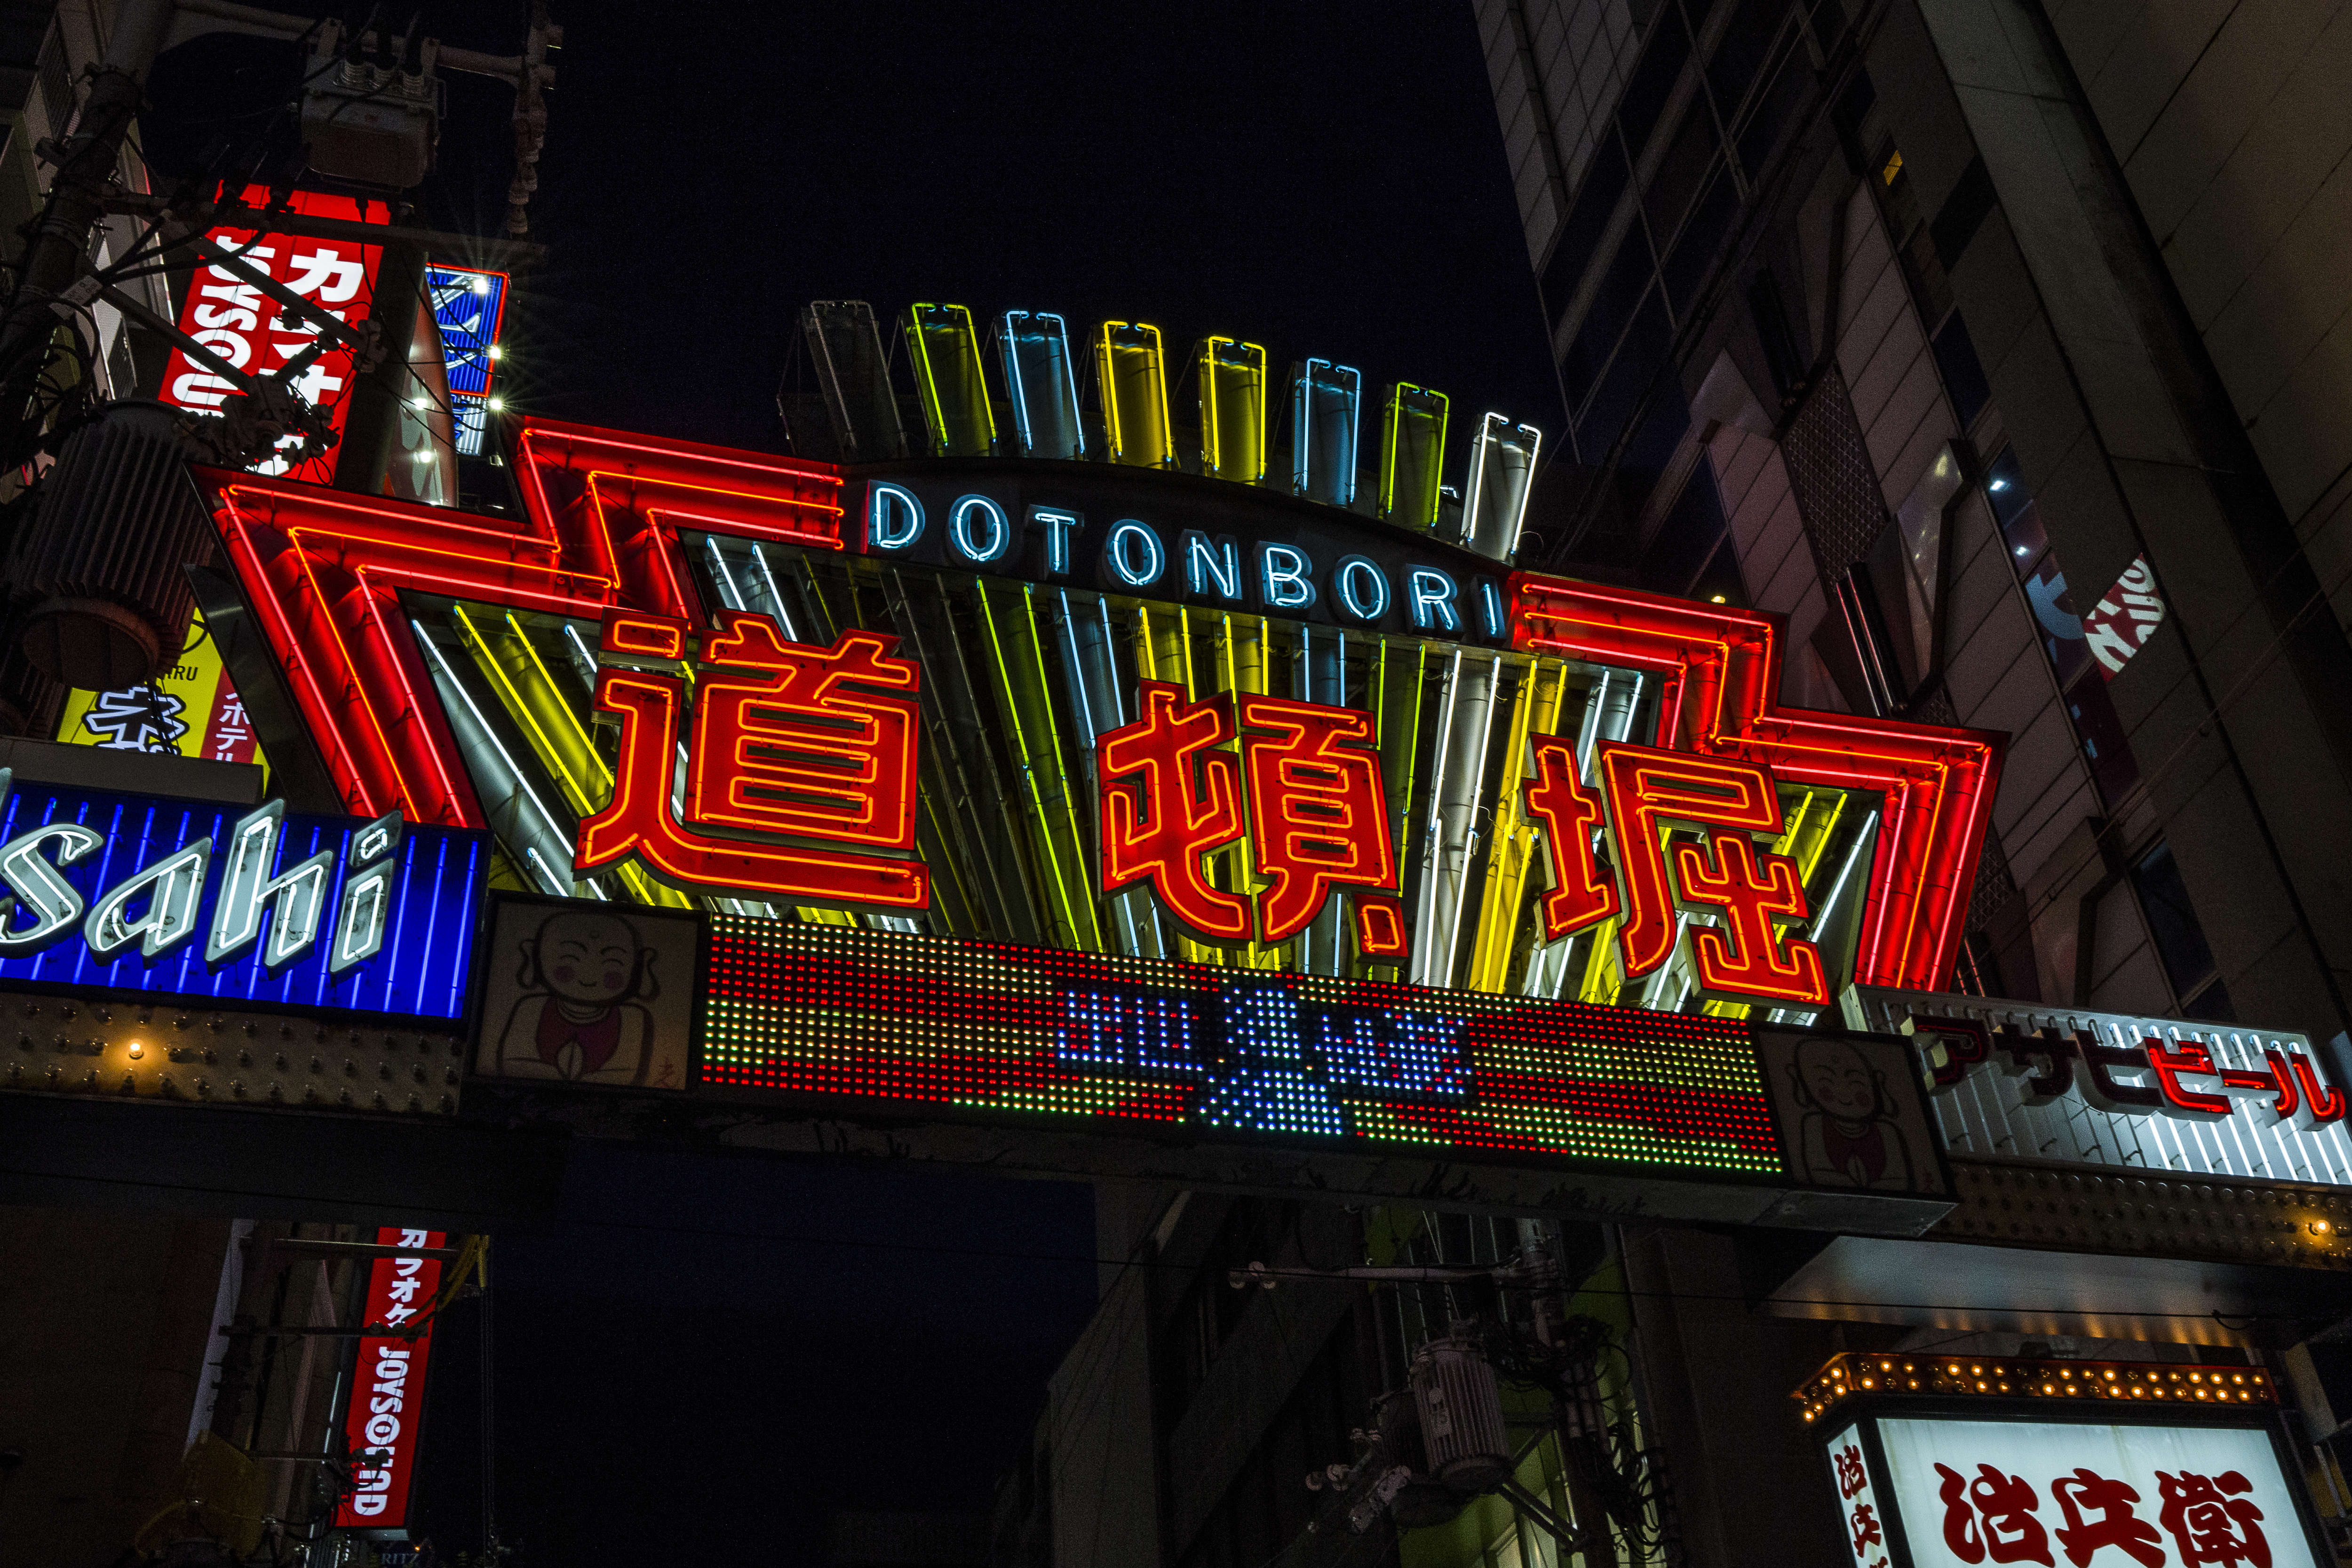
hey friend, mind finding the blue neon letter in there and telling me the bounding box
[1182,531,1242,601]
[867,482,924,550]
[1333,556,1390,622]
[1256,543,1317,612]
[1479,579,1506,638]
[1104,520,1165,588]
[949,494,1012,564]
[1032,507,1082,575]
[1408,567,1461,631]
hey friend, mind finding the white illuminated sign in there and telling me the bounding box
[1843,985,2352,1188]
[1854,1416,2316,1568]
[1826,1423,1891,1568]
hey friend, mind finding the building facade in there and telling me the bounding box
[985,6,2352,1568]
[1484,0,2352,1042]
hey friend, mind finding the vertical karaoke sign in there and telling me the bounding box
[333,1228,446,1532]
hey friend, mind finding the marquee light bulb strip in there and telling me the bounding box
[1793,1351,2275,1423]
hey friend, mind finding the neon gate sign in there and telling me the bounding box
[572,606,1847,1008]
[195,418,2002,1000]
[852,467,1514,646]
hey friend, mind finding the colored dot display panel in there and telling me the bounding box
[699,916,1783,1175]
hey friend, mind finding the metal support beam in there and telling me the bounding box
[1495,1477,1595,1553]
[97,194,548,271]
[218,1321,429,1339]
[263,1238,458,1259]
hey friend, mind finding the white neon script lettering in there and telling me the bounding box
[0,775,399,972]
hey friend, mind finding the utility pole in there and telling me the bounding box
[0,0,176,452]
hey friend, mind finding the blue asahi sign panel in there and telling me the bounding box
[0,770,486,1021]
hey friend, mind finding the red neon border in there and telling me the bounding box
[196,419,1995,992]
[199,417,844,828]
[1511,575,2002,992]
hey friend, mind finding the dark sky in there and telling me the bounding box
[417,0,1559,454]
[320,1,1552,1560]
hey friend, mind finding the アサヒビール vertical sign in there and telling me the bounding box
[333,1227,445,1531]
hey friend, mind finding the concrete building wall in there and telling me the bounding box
[1045,1266,1161,1568]
[1475,0,1645,268]
[0,1206,231,1568]
[2050,0,2352,635]
[1871,0,2352,1036]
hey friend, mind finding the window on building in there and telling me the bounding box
[2067,676,2140,804]
[1749,271,1806,402]
[1984,446,2142,803]
[2130,839,2230,1019]
[1874,139,1995,436]
[1931,313,1989,428]
[1618,8,1692,157]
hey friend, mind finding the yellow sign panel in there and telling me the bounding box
[54,610,268,770]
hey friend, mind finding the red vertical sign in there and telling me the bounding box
[201,683,259,764]
[333,1226,445,1531]
[159,186,384,486]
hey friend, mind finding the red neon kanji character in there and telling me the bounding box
[1236,693,1399,947]
[2157,1470,2269,1568]
[1833,1441,1869,1500]
[577,611,929,909]
[683,610,921,850]
[1851,1501,1884,1555]
[1937,1463,2055,1566]
[1098,682,1251,944]
[1670,828,1828,1005]
[1352,894,1409,958]
[1524,736,1620,941]
[1594,741,1828,1002]
[2052,1469,2164,1568]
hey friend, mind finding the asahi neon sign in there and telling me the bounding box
[0,771,404,974]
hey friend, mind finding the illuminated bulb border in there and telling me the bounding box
[1791,1351,2276,1424]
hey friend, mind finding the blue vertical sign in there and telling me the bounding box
[424,265,508,456]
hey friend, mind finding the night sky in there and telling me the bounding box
[277,2,1555,1558]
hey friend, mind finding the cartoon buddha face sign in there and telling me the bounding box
[1757,1028,1944,1195]
[475,899,696,1090]
[532,908,653,1011]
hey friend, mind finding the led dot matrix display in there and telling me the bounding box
[699,915,1783,1174]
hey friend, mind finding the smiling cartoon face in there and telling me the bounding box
[532,910,646,1005]
[1796,1036,1882,1122]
